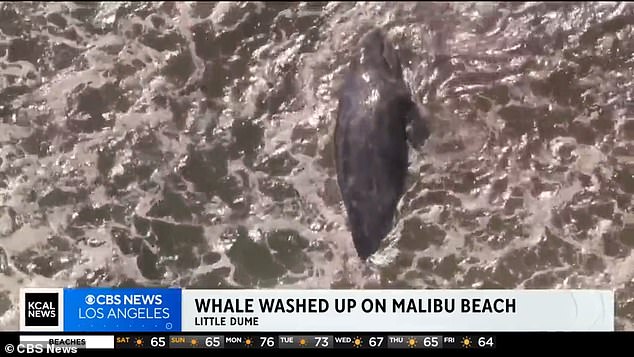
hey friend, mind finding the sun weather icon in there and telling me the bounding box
[134,338,144,347]
[408,337,417,348]
[462,337,472,348]
[245,337,254,348]
[353,336,362,348]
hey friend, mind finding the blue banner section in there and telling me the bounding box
[63,288,182,332]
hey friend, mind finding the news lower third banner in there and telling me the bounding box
[20,288,614,332]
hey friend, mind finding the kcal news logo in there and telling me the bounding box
[20,288,64,331]
[25,293,58,326]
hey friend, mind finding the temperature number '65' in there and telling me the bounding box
[423,337,439,347]
[150,337,166,347]
[205,337,221,347]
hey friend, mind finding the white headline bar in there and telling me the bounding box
[182,289,614,332]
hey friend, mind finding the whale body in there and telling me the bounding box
[334,28,429,260]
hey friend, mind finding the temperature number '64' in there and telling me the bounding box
[478,337,494,347]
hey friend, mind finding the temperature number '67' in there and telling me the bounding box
[369,337,384,347]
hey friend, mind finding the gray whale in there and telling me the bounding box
[334,28,429,260]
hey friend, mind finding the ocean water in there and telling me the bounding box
[0,1,633,330]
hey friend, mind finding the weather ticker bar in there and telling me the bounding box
[10,333,496,352]
[112,334,494,349]
[4,333,495,351]
[10,333,634,353]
